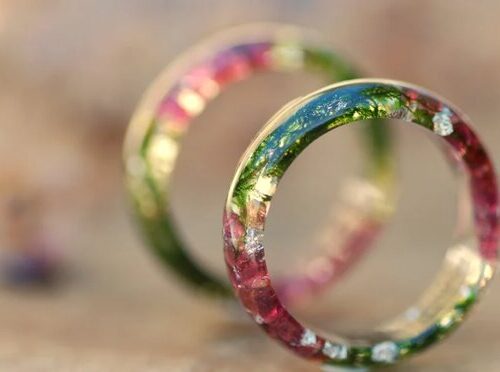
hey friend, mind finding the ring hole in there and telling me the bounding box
[171,70,323,279]
[266,119,459,339]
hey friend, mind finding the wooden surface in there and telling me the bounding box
[1,1,500,370]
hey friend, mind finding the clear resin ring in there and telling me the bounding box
[224,79,498,367]
[124,24,394,299]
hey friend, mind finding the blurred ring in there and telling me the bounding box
[223,79,498,367]
[124,24,394,298]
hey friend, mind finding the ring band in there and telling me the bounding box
[124,24,394,299]
[223,79,497,366]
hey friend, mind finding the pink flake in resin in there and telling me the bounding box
[156,92,191,123]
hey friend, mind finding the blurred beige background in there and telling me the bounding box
[0,1,499,371]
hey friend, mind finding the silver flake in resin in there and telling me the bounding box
[372,341,399,363]
[322,342,348,360]
[432,107,453,136]
[245,228,264,255]
[300,329,317,346]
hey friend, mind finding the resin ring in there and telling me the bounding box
[224,79,498,367]
[124,24,393,299]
